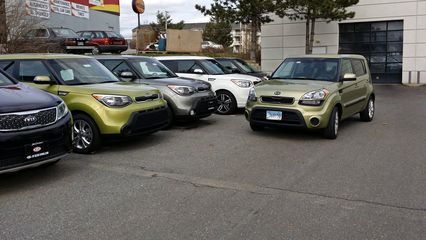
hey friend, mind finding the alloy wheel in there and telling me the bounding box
[368,100,375,119]
[334,111,339,136]
[73,120,93,150]
[217,93,232,114]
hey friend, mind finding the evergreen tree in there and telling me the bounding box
[196,0,276,61]
[202,21,233,48]
[275,0,359,54]
[150,11,184,35]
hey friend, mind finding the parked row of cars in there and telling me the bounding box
[17,27,128,55]
[0,53,375,175]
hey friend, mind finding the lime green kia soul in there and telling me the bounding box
[246,55,375,139]
[0,54,169,153]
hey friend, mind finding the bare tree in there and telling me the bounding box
[2,0,45,53]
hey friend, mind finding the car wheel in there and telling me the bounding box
[73,114,101,154]
[250,122,264,131]
[164,105,174,129]
[323,107,339,139]
[92,46,100,55]
[216,90,237,115]
[360,97,375,122]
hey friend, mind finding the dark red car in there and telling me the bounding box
[77,30,128,54]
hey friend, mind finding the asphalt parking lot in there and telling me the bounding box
[1,85,425,240]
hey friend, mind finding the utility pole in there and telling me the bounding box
[164,10,168,33]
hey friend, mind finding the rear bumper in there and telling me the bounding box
[98,45,128,52]
[0,114,72,174]
[121,106,170,136]
[65,46,94,50]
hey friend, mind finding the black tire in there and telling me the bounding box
[360,97,375,122]
[323,107,340,139]
[216,90,237,115]
[73,114,101,154]
[164,105,174,129]
[250,122,264,131]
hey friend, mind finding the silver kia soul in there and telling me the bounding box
[96,55,218,123]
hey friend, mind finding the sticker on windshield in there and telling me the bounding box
[83,64,92,68]
[60,69,74,81]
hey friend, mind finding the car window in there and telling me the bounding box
[217,60,238,72]
[234,59,257,73]
[163,60,204,74]
[130,58,177,79]
[52,28,78,38]
[0,71,15,86]
[199,60,227,75]
[105,32,123,38]
[0,61,15,75]
[33,29,49,38]
[341,59,354,77]
[102,60,134,77]
[94,32,105,38]
[351,59,366,76]
[19,61,51,82]
[80,32,93,39]
[272,58,339,82]
[160,60,178,72]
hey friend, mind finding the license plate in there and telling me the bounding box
[77,42,84,46]
[25,142,49,160]
[266,110,282,121]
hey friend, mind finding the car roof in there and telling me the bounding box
[154,56,214,61]
[216,57,240,60]
[95,55,151,60]
[289,54,366,59]
[0,54,93,60]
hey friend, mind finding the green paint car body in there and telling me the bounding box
[0,54,169,153]
[245,55,375,139]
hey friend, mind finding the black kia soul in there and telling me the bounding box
[0,70,72,174]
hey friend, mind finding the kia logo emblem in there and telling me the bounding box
[274,91,281,95]
[24,115,37,123]
[33,147,42,153]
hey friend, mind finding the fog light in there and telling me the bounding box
[310,117,320,127]
[190,110,196,116]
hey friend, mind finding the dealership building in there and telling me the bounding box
[261,0,426,84]
[15,0,120,32]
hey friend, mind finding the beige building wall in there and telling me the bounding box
[261,0,426,84]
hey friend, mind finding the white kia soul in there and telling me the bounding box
[156,56,262,114]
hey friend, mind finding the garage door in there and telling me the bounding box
[339,20,403,84]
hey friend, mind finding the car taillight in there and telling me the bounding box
[64,38,76,45]
[100,38,111,45]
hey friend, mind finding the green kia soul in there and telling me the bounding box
[245,55,375,139]
[0,54,169,153]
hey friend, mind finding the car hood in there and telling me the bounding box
[255,79,339,99]
[66,81,161,98]
[0,83,60,113]
[136,77,211,90]
[216,73,262,82]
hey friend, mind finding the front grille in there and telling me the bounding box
[123,106,169,135]
[0,107,57,132]
[251,108,304,126]
[195,96,218,115]
[261,96,294,105]
[135,94,159,102]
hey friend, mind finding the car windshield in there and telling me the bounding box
[52,28,79,38]
[199,59,228,75]
[271,58,340,82]
[105,31,123,38]
[234,59,257,73]
[48,58,119,85]
[0,71,15,86]
[130,58,177,79]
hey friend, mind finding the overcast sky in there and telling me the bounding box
[119,0,213,37]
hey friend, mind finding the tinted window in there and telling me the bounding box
[161,60,178,72]
[272,58,339,82]
[0,71,15,86]
[94,32,105,38]
[166,60,204,74]
[199,60,227,75]
[0,61,15,75]
[102,60,133,77]
[19,61,51,82]
[234,59,257,73]
[52,28,78,38]
[217,60,238,72]
[351,59,366,76]
[105,32,123,38]
[80,32,93,39]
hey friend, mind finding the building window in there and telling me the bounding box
[339,20,403,84]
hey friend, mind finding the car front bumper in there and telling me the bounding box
[165,90,217,119]
[0,114,72,174]
[245,101,334,129]
[121,106,170,136]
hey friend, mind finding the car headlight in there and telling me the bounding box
[299,89,329,106]
[56,101,69,120]
[168,85,196,96]
[93,94,132,107]
[248,87,257,101]
[231,79,253,88]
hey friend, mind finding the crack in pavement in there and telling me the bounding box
[90,163,426,214]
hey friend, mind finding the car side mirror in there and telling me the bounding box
[34,76,54,85]
[120,71,135,80]
[193,69,204,74]
[342,73,357,81]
